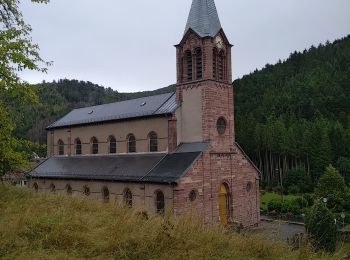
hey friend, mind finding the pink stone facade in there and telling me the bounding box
[172,29,260,227]
[173,146,260,227]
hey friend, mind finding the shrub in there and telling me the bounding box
[334,212,350,225]
[336,157,350,185]
[281,200,300,215]
[302,193,314,207]
[295,197,308,209]
[287,185,300,195]
[315,165,349,212]
[284,168,313,194]
[267,199,283,213]
[305,201,337,253]
[272,185,283,195]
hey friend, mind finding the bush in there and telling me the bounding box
[305,201,337,253]
[267,197,307,216]
[315,165,349,212]
[334,212,350,225]
[272,185,283,195]
[284,168,313,194]
[281,200,301,215]
[287,185,300,195]
[302,193,314,207]
[267,199,283,213]
[336,157,350,185]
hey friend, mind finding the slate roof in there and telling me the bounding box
[175,142,210,153]
[47,92,178,129]
[184,0,222,38]
[27,143,209,184]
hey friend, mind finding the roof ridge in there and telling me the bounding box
[139,153,168,181]
[69,92,175,113]
[153,92,176,114]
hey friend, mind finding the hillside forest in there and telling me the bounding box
[8,35,350,191]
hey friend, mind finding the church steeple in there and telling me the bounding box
[176,0,232,85]
[175,0,234,151]
[184,0,222,38]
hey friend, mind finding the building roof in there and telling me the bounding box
[27,143,209,184]
[47,92,178,129]
[175,142,210,153]
[184,0,222,38]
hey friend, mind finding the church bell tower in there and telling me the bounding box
[176,0,235,152]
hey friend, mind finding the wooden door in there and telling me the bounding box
[219,184,229,225]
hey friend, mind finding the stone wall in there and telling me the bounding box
[173,144,260,227]
[27,179,174,216]
[48,116,170,157]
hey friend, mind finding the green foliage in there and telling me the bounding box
[302,193,315,207]
[334,213,350,225]
[267,197,308,216]
[336,157,350,185]
[235,36,350,186]
[284,168,313,194]
[314,165,350,212]
[305,201,338,253]
[0,105,29,175]
[0,0,49,176]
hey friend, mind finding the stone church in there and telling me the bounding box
[28,0,260,227]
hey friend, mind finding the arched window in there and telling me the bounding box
[185,50,193,81]
[218,51,225,81]
[33,182,39,192]
[91,137,99,154]
[155,190,165,213]
[195,48,203,80]
[127,134,136,153]
[83,185,90,196]
[149,132,158,152]
[66,184,72,195]
[75,138,82,155]
[102,186,110,203]
[108,136,117,154]
[50,183,56,193]
[58,139,64,155]
[213,48,218,79]
[123,188,133,208]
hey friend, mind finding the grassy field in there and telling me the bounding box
[0,184,348,259]
[260,192,301,211]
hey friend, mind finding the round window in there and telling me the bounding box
[189,190,197,202]
[246,182,253,192]
[216,117,227,135]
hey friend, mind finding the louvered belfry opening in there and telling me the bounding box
[195,48,203,80]
[213,48,218,79]
[218,51,225,81]
[185,50,193,81]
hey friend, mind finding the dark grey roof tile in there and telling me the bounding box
[175,142,210,153]
[27,151,203,184]
[47,92,178,129]
[184,0,222,38]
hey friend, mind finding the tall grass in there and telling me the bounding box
[0,184,347,259]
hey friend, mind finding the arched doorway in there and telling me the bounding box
[219,183,230,225]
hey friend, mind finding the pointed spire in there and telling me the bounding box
[184,0,222,38]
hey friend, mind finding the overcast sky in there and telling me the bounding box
[20,0,350,92]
